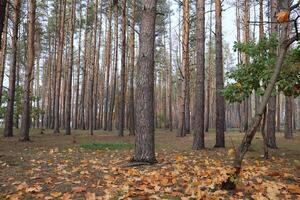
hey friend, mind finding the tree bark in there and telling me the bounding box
[107,0,119,131]
[133,0,157,163]
[119,0,127,136]
[103,1,113,131]
[128,0,136,136]
[0,0,7,48]
[65,0,76,135]
[4,0,21,137]
[53,0,66,133]
[168,12,173,132]
[266,0,278,148]
[193,0,205,150]
[284,96,293,139]
[20,0,36,141]
[0,2,8,105]
[74,0,82,129]
[215,0,225,147]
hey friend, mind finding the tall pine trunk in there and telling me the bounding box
[214,0,225,147]
[0,3,8,105]
[20,0,36,141]
[53,0,66,133]
[103,1,113,130]
[128,0,136,136]
[4,0,21,137]
[119,0,127,136]
[192,0,205,150]
[65,0,76,135]
[133,0,157,163]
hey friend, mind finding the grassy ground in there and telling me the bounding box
[0,129,299,199]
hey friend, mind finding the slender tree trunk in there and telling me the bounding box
[88,0,99,135]
[80,0,90,130]
[20,0,36,141]
[74,0,82,129]
[227,3,295,185]
[128,0,136,136]
[205,0,213,132]
[65,0,76,135]
[53,0,66,133]
[133,0,157,163]
[284,96,293,139]
[0,0,7,48]
[108,0,119,131]
[4,0,21,137]
[183,0,190,135]
[119,0,127,136]
[168,12,173,132]
[0,3,8,105]
[266,0,278,148]
[103,1,113,130]
[193,0,205,150]
[214,0,225,147]
[178,0,189,137]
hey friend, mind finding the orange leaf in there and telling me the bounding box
[276,11,289,23]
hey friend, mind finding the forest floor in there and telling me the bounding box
[0,129,300,200]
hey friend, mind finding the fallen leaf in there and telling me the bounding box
[50,191,62,197]
[85,192,96,200]
[72,186,86,193]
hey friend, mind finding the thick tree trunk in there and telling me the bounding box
[284,96,293,139]
[193,0,205,150]
[53,0,66,133]
[4,0,21,137]
[119,0,127,136]
[133,0,157,163]
[20,0,36,141]
[214,0,225,147]
[65,0,76,135]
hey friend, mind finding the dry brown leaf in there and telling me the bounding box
[287,184,300,194]
[16,182,28,191]
[72,186,86,193]
[50,191,62,197]
[62,193,72,200]
[85,192,96,200]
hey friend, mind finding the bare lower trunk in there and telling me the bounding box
[284,96,293,139]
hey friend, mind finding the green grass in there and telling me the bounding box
[81,142,134,150]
